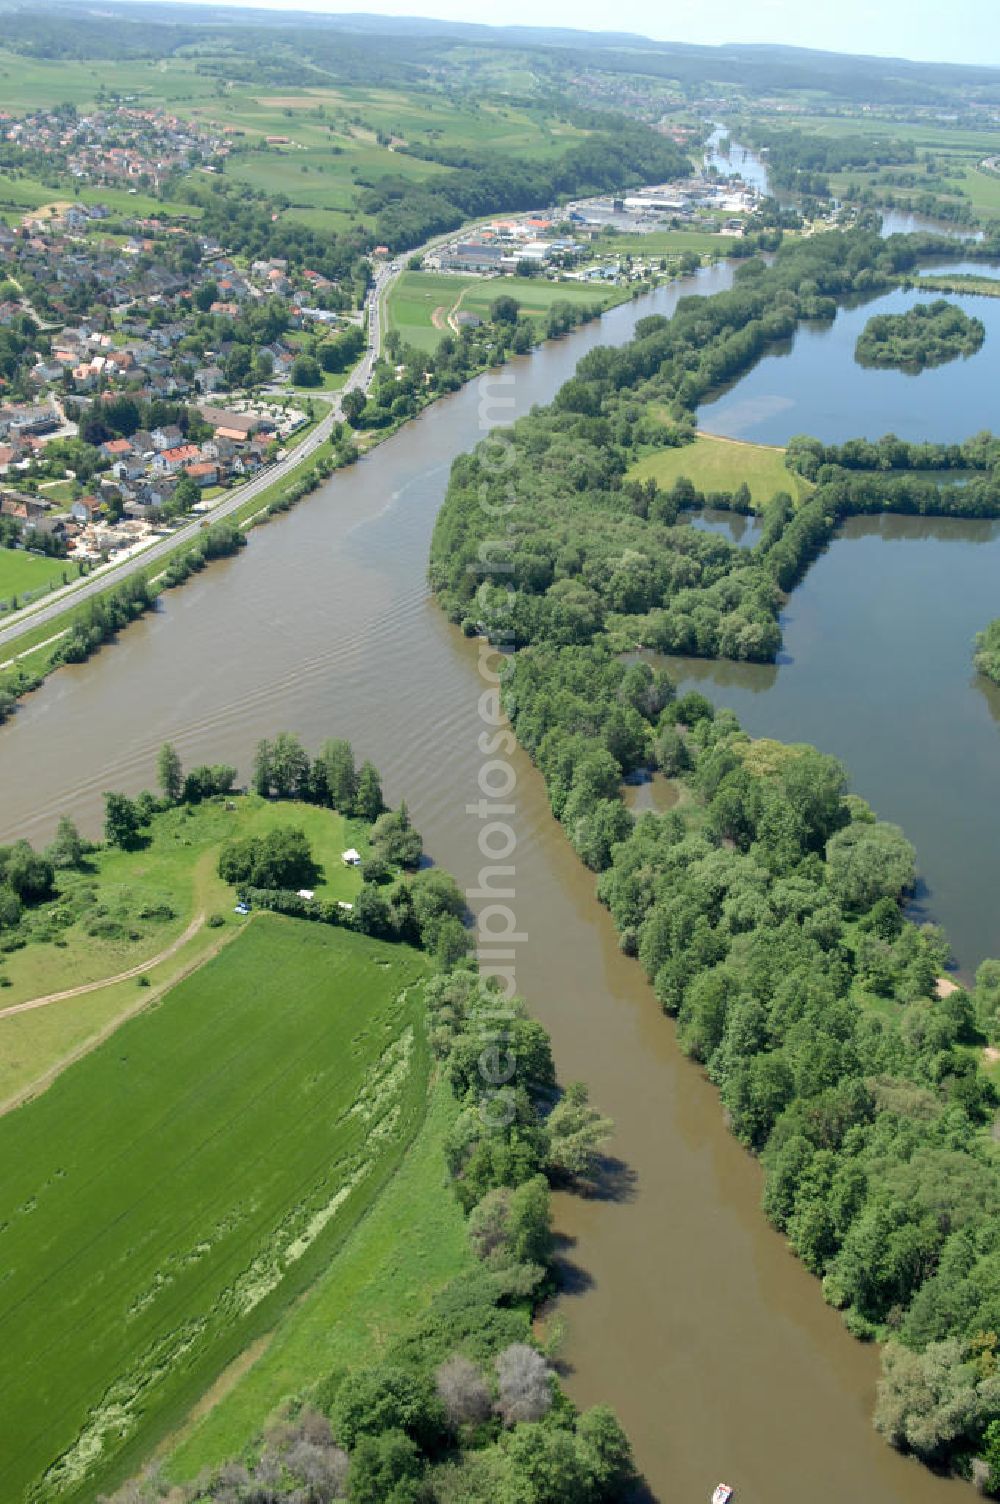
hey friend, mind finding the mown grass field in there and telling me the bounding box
[387,269,625,351]
[0,549,70,607]
[0,796,370,1105]
[629,432,814,508]
[589,228,729,258]
[0,914,430,1504]
[168,1076,470,1479]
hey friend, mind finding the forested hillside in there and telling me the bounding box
[362,124,689,249]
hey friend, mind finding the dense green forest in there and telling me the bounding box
[974,619,1000,685]
[855,299,986,370]
[430,228,1000,668]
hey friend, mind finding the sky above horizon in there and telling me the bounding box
[143,0,1000,68]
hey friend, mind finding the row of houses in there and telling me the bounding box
[0,402,285,556]
[101,406,279,505]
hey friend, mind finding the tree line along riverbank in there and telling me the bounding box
[431,224,1000,1483]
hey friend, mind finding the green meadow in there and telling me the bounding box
[0,172,198,228]
[0,797,370,1106]
[590,227,729,258]
[0,913,430,1503]
[955,164,1000,219]
[387,269,626,351]
[629,431,814,508]
[0,549,70,608]
[0,50,226,111]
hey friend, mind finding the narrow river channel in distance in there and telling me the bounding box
[0,261,981,1503]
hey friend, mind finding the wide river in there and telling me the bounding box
[0,260,987,1503]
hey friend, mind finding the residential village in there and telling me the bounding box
[0,396,309,573]
[0,111,368,597]
[0,103,230,189]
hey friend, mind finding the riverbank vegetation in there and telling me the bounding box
[854,299,985,370]
[908,272,1000,300]
[974,619,1000,685]
[358,291,615,432]
[730,116,996,230]
[431,222,1000,1482]
[738,123,917,199]
[784,430,1000,478]
[496,645,1000,1478]
[0,268,644,730]
[0,425,361,726]
[2,736,631,1504]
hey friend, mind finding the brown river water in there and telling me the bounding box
[0,264,971,1502]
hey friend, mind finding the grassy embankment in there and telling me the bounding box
[0,796,370,1108]
[914,272,1000,299]
[0,910,432,1504]
[166,1075,471,1480]
[628,431,815,508]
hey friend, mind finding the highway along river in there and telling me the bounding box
[0,262,973,1504]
